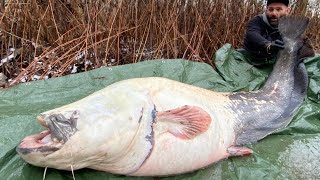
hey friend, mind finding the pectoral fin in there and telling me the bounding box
[157,105,211,139]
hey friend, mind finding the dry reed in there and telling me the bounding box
[0,0,319,87]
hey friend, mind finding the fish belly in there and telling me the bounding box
[130,128,234,176]
[130,113,236,176]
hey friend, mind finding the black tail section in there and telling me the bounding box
[278,16,309,40]
[233,16,310,145]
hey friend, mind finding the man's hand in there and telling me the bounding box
[265,40,285,54]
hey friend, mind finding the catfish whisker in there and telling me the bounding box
[43,167,48,180]
[71,164,76,180]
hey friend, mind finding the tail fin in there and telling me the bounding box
[278,16,309,40]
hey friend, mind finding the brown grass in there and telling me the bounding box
[0,0,319,87]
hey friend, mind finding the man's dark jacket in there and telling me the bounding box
[243,13,282,64]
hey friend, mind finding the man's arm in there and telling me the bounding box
[245,16,270,49]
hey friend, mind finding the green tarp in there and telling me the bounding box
[1,44,319,179]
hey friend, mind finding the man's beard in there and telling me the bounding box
[267,16,279,27]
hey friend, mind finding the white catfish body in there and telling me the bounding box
[17,16,310,176]
[17,77,245,176]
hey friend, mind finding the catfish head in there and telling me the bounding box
[16,109,97,170]
[17,110,79,154]
[16,96,150,172]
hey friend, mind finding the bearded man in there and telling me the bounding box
[241,0,314,67]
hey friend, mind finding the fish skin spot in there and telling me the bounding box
[151,105,157,123]
[138,108,144,123]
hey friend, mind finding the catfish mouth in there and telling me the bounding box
[17,111,79,155]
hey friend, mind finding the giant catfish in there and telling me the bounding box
[17,16,310,176]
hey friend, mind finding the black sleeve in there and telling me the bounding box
[245,16,270,49]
